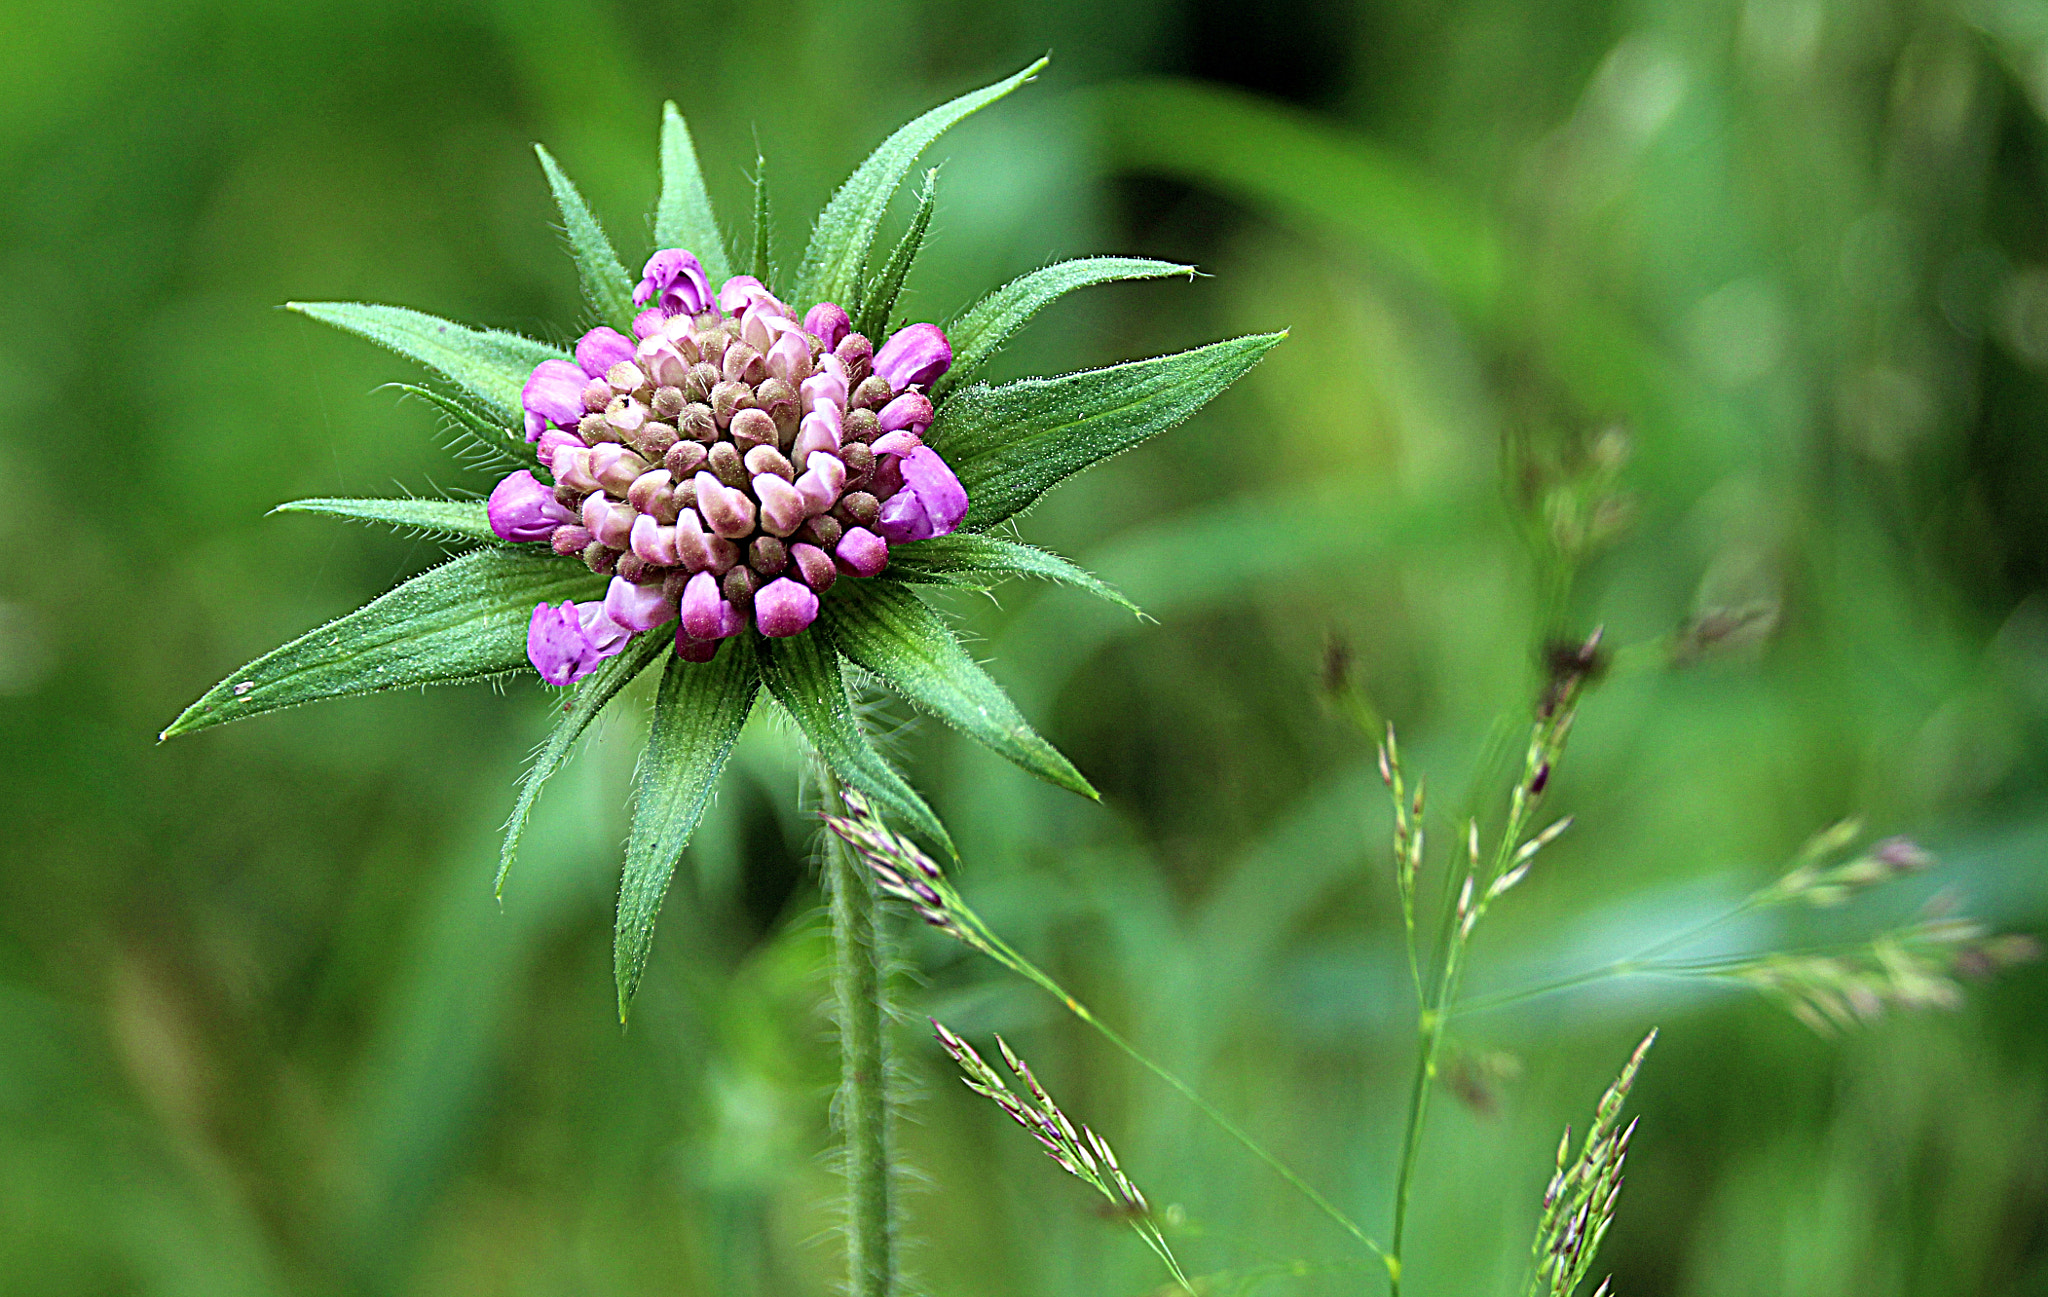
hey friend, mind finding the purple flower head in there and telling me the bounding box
[804,302,851,350]
[634,249,713,316]
[526,599,632,686]
[575,327,636,380]
[521,358,587,441]
[488,469,576,542]
[754,577,820,637]
[874,323,952,390]
[876,446,968,543]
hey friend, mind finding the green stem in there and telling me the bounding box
[825,766,895,1297]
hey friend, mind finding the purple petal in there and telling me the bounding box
[717,275,782,317]
[877,392,934,434]
[754,577,820,637]
[527,600,630,686]
[899,447,969,535]
[803,302,851,350]
[521,359,587,441]
[534,429,581,471]
[604,575,676,633]
[680,571,727,639]
[835,526,890,577]
[873,323,951,390]
[877,489,936,543]
[871,430,922,459]
[575,327,636,380]
[488,469,575,542]
[636,249,713,315]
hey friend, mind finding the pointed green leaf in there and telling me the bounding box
[288,302,568,427]
[498,632,669,897]
[385,383,525,470]
[534,144,637,330]
[929,332,1285,529]
[655,103,732,283]
[161,548,599,739]
[852,168,937,338]
[882,534,1141,616]
[271,497,498,543]
[934,256,1195,397]
[757,631,953,855]
[794,58,1047,308]
[749,153,773,285]
[616,639,762,1016]
[823,582,1094,798]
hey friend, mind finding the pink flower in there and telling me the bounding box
[521,359,587,441]
[575,327,636,379]
[876,447,969,542]
[526,600,632,686]
[603,574,676,633]
[488,470,576,542]
[873,323,951,390]
[836,526,890,577]
[634,249,713,316]
[754,577,820,637]
[803,302,851,350]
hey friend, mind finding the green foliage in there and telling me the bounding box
[852,168,937,340]
[286,302,568,426]
[932,333,1285,528]
[757,630,951,855]
[822,580,1095,798]
[497,631,669,895]
[655,103,731,283]
[534,143,637,330]
[935,256,1195,397]
[793,58,1046,310]
[384,382,526,469]
[271,496,497,542]
[615,640,761,1016]
[881,534,1141,615]
[161,549,602,739]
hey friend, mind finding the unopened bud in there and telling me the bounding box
[797,514,843,549]
[839,441,876,489]
[756,377,800,442]
[711,380,753,427]
[792,541,836,592]
[582,378,613,414]
[577,411,618,445]
[767,330,814,384]
[549,524,593,556]
[590,444,649,495]
[606,360,648,393]
[729,407,778,453]
[708,442,747,490]
[651,386,686,421]
[722,563,761,610]
[582,541,619,576]
[744,445,795,482]
[836,332,873,385]
[604,394,647,436]
[627,468,673,515]
[851,375,895,410]
[837,490,880,528]
[627,421,677,461]
[614,552,651,584]
[664,441,709,480]
[749,535,789,575]
[723,341,766,385]
[681,362,719,404]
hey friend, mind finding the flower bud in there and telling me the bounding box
[582,378,614,414]
[627,468,673,515]
[723,341,767,385]
[797,514,843,549]
[795,453,846,515]
[636,249,714,316]
[744,444,795,481]
[577,411,617,444]
[552,445,601,493]
[590,444,649,495]
[711,380,753,427]
[632,308,666,340]
[550,524,594,556]
[754,577,820,637]
[729,407,779,453]
[876,447,969,541]
[671,477,696,512]
[522,358,587,440]
[793,405,843,470]
[488,469,577,541]
[843,408,881,444]
[851,375,895,411]
[583,493,635,549]
[871,429,922,459]
[753,472,807,537]
[674,633,720,663]
[680,571,731,639]
[604,394,648,437]
[664,440,709,480]
[577,326,636,379]
[750,535,789,575]
[836,333,874,386]
[878,392,934,435]
[605,574,675,632]
[672,508,717,572]
[630,512,680,566]
[755,377,801,442]
[678,402,718,443]
[707,442,748,489]
[662,318,700,355]
[554,481,585,510]
[804,302,851,351]
[682,362,720,404]
[836,490,881,528]
[651,386,686,421]
[614,552,651,585]
[767,330,814,384]
[535,428,581,470]
[718,274,783,317]
[801,367,849,417]
[722,563,761,611]
[526,599,631,686]
[606,360,649,394]
[869,454,904,499]
[874,322,952,390]
[627,420,678,461]
[792,542,837,592]
[836,526,889,577]
[582,541,619,576]
[838,442,876,490]
[695,470,757,537]
[636,336,691,389]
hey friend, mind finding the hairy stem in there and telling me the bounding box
[825,766,895,1297]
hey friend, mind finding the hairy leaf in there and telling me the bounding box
[535,144,637,330]
[288,302,568,427]
[930,332,1285,529]
[271,497,498,543]
[499,632,670,897]
[655,103,732,284]
[823,582,1094,798]
[616,640,761,1016]
[758,631,952,855]
[935,256,1194,396]
[853,168,937,337]
[161,548,599,739]
[883,534,1141,615]
[793,59,1046,308]
[385,382,525,470]
[749,152,772,285]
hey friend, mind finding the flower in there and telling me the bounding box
[165,60,1279,1015]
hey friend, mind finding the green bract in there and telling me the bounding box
[161,61,1283,1016]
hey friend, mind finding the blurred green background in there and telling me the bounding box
[7,0,2048,1292]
